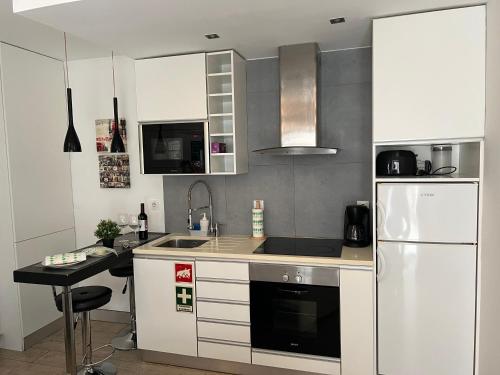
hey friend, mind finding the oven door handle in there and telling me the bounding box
[277,288,310,295]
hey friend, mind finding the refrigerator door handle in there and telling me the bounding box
[377,247,386,282]
[376,201,387,238]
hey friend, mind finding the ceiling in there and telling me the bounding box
[16,0,483,60]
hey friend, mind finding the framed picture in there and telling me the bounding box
[96,119,127,152]
[98,154,130,188]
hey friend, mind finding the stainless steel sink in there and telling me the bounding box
[157,239,208,248]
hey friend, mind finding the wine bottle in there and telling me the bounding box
[138,203,148,240]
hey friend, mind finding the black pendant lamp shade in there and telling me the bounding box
[155,126,166,154]
[110,97,125,152]
[110,51,126,153]
[63,33,81,152]
[63,88,81,152]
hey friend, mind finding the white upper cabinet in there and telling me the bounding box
[373,6,486,142]
[135,53,207,122]
[0,43,74,242]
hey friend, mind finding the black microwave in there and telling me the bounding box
[140,121,209,174]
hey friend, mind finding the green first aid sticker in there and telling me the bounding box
[176,286,193,313]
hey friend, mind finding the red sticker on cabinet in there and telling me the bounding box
[175,263,193,283]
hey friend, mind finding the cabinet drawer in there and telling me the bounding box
[252,350,340,375]
[198,340,250,363]
[198,321,250,343]
[197,281,249,302]
[196,261,248,280]
[197,301,250,322]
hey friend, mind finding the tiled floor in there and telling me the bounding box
[0,321,227,375]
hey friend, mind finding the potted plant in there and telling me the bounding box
[94,219,121,248]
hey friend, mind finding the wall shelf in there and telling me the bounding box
[375,176,480,183]
[206,50,247,175]
[374,140,482,180]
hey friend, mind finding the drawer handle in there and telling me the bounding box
[198,317,250,326]
[197,297,249,305]
[197,277,249,284]
[198,337,250,347]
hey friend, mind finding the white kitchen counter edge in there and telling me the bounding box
[133,234,373,270]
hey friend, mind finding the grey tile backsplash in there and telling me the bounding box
[163,48,372,238]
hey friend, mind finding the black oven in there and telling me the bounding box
[140,121,208,174]
[250,263,340,359]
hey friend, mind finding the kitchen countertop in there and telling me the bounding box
[133,233,373,268]
[13,232,166,286]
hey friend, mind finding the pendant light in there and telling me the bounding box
[110,51,125,153]
[63,32,82,152]
[155,126,166,154]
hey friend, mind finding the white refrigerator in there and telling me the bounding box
[377,183,478,375]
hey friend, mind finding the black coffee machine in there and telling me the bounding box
[344,205,370,247]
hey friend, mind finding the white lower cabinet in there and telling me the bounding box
[197,320,250,343]
[197,301,250,322]
[196,280,249,302]
[252,350,341,375]
[198,339,251,363]
[135,257,374,374]
[340,269,374,375]
[196,260,249,280]
[134,258,197,356]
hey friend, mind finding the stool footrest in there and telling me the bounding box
[82,344,115,368]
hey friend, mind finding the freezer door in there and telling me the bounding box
[377,183,478,243]
[377,242,476,375]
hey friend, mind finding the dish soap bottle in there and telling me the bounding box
[200,213,209,235]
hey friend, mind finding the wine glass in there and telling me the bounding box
[129,215,139,243]
[117,213,129,246]
[117,213,129,233]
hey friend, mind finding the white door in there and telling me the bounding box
[134,258,197,356]
[0,43,74,242]
[373,6,485,142]
[377,242,476,375]
[377,183,478,243]
[135,53,207,122]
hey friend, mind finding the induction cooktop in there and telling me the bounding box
[253,237,343,258]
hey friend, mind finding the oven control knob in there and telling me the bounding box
[282,274,289,282]
[295,275,303,283]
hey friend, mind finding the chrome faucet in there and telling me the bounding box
[187,180,215,234]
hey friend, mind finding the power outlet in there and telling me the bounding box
[357,200,370,208]
[148,199,161,211]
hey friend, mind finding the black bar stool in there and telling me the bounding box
[52,286,116,375]
[108,258,136,350]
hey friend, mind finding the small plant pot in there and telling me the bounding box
[102,238,115,248]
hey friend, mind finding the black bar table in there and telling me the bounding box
[13,232,166,375]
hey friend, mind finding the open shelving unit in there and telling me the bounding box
[206,50,247,174]
[373,138,483,182]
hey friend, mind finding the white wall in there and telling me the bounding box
[478,1,500,374]
[69,55,164,311]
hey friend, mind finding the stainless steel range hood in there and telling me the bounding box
[253,43,339,155]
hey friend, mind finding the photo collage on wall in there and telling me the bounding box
[96,119,131,188]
